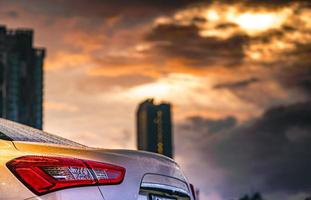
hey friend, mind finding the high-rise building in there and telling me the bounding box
[0,25,45,129]
[136,99,173,158]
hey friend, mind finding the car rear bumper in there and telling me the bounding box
[24,174,192,200]
[25,186,104,200]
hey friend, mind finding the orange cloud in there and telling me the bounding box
[45,102,79,112]
[45,51,93,70]
[63,31,108,52]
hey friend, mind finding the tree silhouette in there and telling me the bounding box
[238,192,263,200]
[239,195,250,200]
[252,192,263,200]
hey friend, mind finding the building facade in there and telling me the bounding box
[0,26,45,129]
[136,99,173,158]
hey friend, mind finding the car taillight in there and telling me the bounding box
[6,156,125,195]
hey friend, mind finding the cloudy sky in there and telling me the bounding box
[1,0,311,199]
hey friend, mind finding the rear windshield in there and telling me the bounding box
[0,119,85,148]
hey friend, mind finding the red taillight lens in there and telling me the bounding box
[87,160,125,184]
[6,156,125,195]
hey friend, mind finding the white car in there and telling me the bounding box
[0,119,196,200]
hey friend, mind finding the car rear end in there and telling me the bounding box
[0,119,195,200]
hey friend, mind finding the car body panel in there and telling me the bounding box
[0,140,35,199]
[1,140,193,200]
[25,187,104,200]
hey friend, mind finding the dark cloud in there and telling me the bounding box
[180,116,237,134]
[214,77,260,90]
[278,64,311,97]
[252,29,285,44]
[175,116,239,198]
[146,24,249,67]
[216,0,311,8]
[270,41,311,97]
[242,0,311,7]
[1,0,196,19]
[143,0,311,100]
[213,101,311,194]
[176,101,311,198]
[215,23,239,30]
[192,16,208,25]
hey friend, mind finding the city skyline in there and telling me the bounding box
[0,25,44,129]
[137,99,173,158]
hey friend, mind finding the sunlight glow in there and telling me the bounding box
[232,13,285,33]
[128,73,201,99]
[168,3,292,38]
[130,82,171,98]
[205,10,220,21]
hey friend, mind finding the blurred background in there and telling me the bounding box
[0,0,310,199]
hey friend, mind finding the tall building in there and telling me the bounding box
[136,99,173,158]
[0,25,45,129]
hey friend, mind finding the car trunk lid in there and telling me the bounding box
[12,141,191,200]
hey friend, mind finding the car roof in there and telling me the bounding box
[0,118,85,148]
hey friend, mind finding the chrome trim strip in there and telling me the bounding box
[141,182,190,196]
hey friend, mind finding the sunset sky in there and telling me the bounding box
[1,0,311,199]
